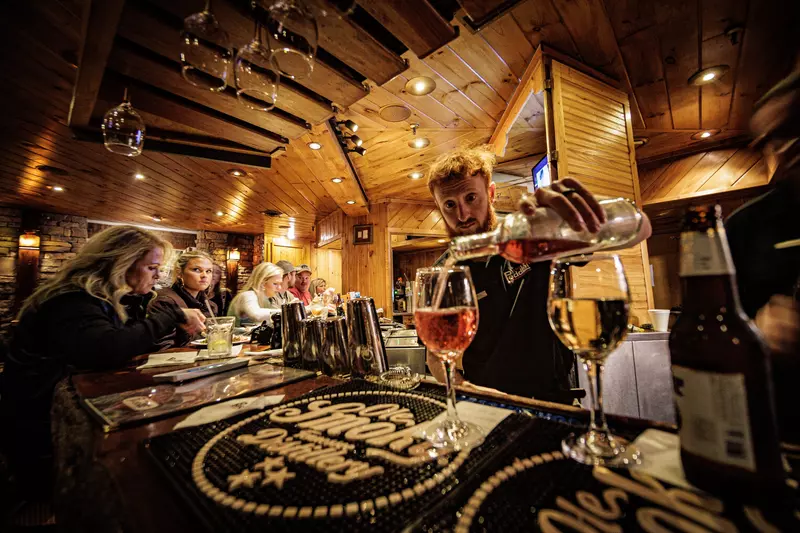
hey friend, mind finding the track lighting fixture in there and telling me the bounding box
[337,119,359,133]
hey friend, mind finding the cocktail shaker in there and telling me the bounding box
[281,301,306,367]
[346,297,389,378]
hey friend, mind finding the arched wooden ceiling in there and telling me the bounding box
[0,0,794,239]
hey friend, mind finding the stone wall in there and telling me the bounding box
[88,223,197,251]
[0,209,262,343]
[39,213,88,280]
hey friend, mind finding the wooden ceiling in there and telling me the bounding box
[0,0,795,238]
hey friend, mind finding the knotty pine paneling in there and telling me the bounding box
[310,247,343,295]
[640,147,770,205]
[316,210,344,247]
[342,203,391,315]
[551,61,654,324]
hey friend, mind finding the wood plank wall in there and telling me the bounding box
[550,61,654,324]
[342,203,391,313]
[341,201,449,317]
[310,247,343,295]
[639,147,770,205]
[393,248,447,283]
[316,210,344,247]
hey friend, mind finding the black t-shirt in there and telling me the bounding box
[436,253,575,403]
[726,178,800,318]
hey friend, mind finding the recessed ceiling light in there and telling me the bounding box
[346,200,356,205]
[405,76,436,96]
[215,211,224,216]
[437,239,447,243]
[409,137,430,149]
[379,105,412,122]
[331,177,344,183]
[409,171,423,179]
[691,129,720,140]
[688,65,730,86]
[307,142,322,150]
[227,168,246,177]
[633,137,649,147]
[134,172,145,180]
[152,215,162,222]
[52,186,64,192]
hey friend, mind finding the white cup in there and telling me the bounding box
[648,309,671,332]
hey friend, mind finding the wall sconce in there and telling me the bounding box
[19,232,41,249]
[228,248,241,261]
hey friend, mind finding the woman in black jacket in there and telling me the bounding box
[150,249,217,347]
[0,225,206,494]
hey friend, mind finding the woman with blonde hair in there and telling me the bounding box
[150,249,217,346]
[228,262,292,324]
[310,277,327,296]
[0,225,206,493]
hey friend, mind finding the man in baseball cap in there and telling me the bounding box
[289,264,313,305]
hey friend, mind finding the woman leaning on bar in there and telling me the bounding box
[150,249,217,347]
[0,225,206,495]
[227,262,287,325]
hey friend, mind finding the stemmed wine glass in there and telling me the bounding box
[548,253,641,466]
[235,20,280,111]
[266,0,319,80]
[414,266,484,452]
[180,0,233,91]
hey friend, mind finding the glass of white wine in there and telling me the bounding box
[548,253,641,466]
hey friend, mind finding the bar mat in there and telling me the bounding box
[143,379,545,532]
[416,420,800,532]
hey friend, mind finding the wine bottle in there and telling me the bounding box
[449,196,643,264]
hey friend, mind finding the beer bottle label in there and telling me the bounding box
[672,365,756,472]
[679,230,734,277]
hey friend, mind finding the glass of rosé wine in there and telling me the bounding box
[414,265,484,452]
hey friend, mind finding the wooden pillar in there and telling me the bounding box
[548,60,655,324]
[341,203,391,315]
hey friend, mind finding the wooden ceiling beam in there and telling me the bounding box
[97,73,282,154]
[356,0,458,58]
[241,0,406,85]
[322,122,370,215]
[67,0,125,127]
[72,128,273,169]
[147,0,368,107]
[488,47,544,156]
[117,2,332,126]
[457,0,523,28]
[107,42,306,141]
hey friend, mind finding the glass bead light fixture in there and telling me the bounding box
[102,88,146,157]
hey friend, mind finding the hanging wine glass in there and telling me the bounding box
[101,88,146,157]
[265,0,319,81]
[235,21,280,111]
[180,0,233,92]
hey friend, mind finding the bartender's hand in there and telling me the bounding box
[180,308,207,335]
[755,295,800,353]
[518,177,606,233]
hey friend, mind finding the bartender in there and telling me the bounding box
[426,147,651,403]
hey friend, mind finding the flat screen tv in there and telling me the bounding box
[532,155,551,190]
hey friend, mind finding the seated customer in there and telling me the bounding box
[207,263,232,315]
[228,262,286,324]
[269,259,297,308]
[289,264,313,305]
[0,226,206,493]
[310,277,327,296]
[150,250,217,347]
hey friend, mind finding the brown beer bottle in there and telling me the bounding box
[669,205,786,502]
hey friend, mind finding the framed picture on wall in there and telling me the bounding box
[353,224,373,245]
